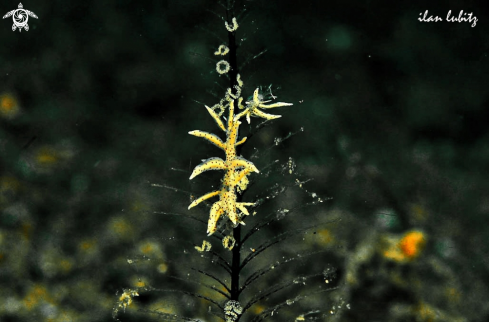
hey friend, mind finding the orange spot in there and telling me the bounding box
[400,230,426,259]
[0,94,20,119]
[382,230,427,263]
[1,96,15,110]
[0,94,17,110]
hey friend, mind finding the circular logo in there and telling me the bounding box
[13,9,28,28]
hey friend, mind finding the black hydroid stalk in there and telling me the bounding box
[226,1,239,91]
[226,0,242,305]
[231,225,241,301]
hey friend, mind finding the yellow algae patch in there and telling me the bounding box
[157,262,168,274]
[148,298,179,316]
[138,240,163,258]
[252,304,265,315]
[130,276,149,288]
[108,217,134,240]
[79,239,97,252]
[35,146,59,165]
[129,197,151,214]
[317,229,334,245]
[59,258,74,274]
[0,93,20,119]
[445,287,461,304]
[0,176,21,195]
[23,284,54,311]
[414,302,437,322]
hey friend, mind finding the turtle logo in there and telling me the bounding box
[3,3,38,32]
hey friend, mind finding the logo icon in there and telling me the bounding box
[3,3,38,32]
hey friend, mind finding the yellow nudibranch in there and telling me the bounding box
[189,86,292,236]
